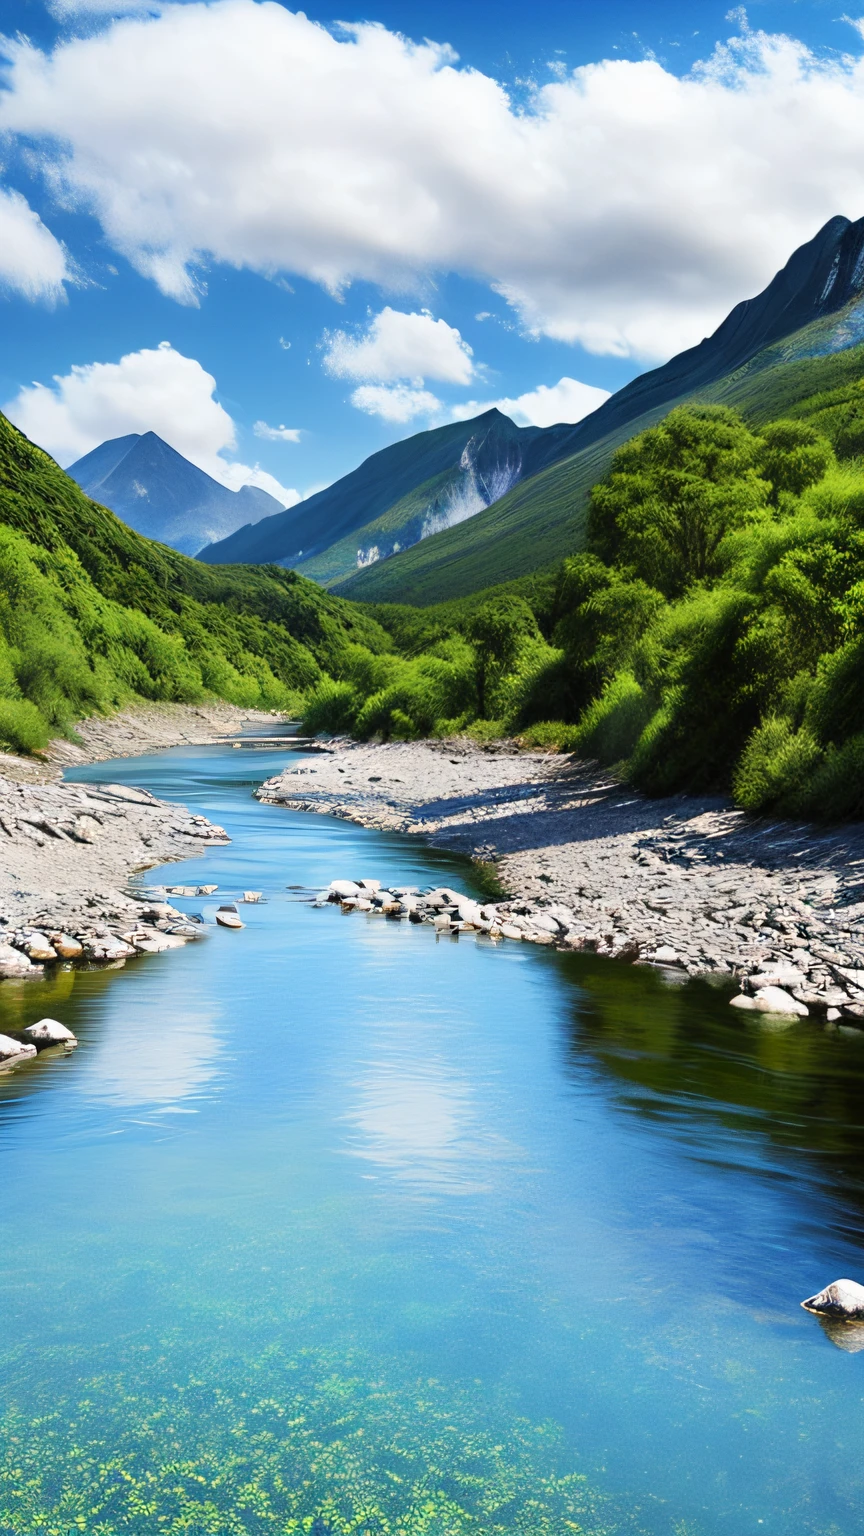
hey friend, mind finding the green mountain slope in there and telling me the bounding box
[0,412,388,750]
[336,309,864,607]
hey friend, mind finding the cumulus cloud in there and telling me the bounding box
[3,341,299,504]
[349,384,442,423]
[5,8,864,355]
[452,376,610,428]
[324,307,475,384]
[253,420,302,442]
[0,185,70,302]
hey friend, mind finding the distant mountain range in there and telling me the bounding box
[67,431,285,555]
[199,214,864,597]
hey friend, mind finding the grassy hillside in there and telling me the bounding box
[336,319,864,607]
[292,468,461,588]
[0,412,389,751]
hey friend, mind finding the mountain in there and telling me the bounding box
[67,431,285,556]
[0,410,390,751]
[334,213,864,605]
[198,409,587,575]
[201,215,864,595]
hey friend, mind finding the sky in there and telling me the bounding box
[2,0,864,507]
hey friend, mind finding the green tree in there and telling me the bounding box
[589,405,771,595]
[757,419,834,503]
[466,596,539,716]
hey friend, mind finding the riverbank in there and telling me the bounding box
[0,702,279,983]
[258,737,864,1021]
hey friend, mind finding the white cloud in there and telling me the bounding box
[5,8,864,355]
[324,307,474,384]
[0,185,70,303]
[253,420,302,442]
[452,376,611,428]
[349,384,442,423]
[3,341,299,504]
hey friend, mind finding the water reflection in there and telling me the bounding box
[561,952,864,1241]
[80,998,222,1106]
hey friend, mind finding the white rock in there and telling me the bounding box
[801,1278,864,1319]
[730,993,757,1011]
[23,933,57,962]
[72,815,101,843]
[355,898,373,911]
[752,986,808,1017]
[749,966,807,990]
[653,945,680,965]
[23,1018,77,1046]
[357,879,381,892]
[500,924,523,941]
[242,891,262,903]
[198,885,218,895]
[0,943,34,975]
[531,914,560,934]
[330,880,360,899]
[0,1034,36,1061]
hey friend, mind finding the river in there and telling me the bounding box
[1,735,863,1534]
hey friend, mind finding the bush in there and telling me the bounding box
[732,717,823,813]
[572,671,654,765]
[0,698,50,754]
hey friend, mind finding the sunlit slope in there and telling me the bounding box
[336,318,864,606]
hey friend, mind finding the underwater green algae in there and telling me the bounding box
[0,1346,619,1536]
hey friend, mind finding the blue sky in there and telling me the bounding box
[1,0,863,506]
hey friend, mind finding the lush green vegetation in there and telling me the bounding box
[0,412,389,752]
[312,392,864,821]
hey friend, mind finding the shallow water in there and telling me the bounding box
[1,738,864,1534]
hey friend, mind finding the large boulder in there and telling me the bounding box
[329,880,360,899]
[802,1279,864,1320]
[752,985,809,1017]
[22,1018,77,1048]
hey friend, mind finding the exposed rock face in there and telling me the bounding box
[802,1279,864,1320]
[257,738,864,1017]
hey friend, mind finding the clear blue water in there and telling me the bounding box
[2,739,864,1534]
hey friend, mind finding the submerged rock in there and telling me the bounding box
[23,1018,77,1048]
[801,1278,864,1319]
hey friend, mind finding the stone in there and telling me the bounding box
[653,945,680,965]
[22,1018,77,1047]
[49,933,84,959]
[355,898,373,911]
[198,885,218,895]
[83,937,136,962]
[242,891,262,903]
[801,1278,864,1320]
[72,815,102,843]
[729,993,757,1011]
[357,879,381,892]
[329,880,360,899]
[752,985,809,1017]
[747,966,807,991]
[531,914,560,935]
[0,943,34,976]
[0,1034,36,1061]
[500,924,523,941]
[22,933,57,962]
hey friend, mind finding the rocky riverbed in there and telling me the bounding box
[258,737,864,1023]
[0,702,279,996]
